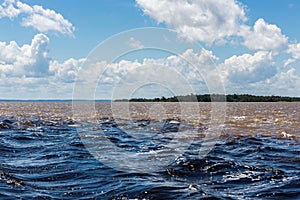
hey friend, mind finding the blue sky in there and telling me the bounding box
[0,0,300,99]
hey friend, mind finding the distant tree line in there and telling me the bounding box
[116,94,300,102]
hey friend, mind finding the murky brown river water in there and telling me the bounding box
[1,102,299,139]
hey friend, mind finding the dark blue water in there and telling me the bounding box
[0,117,299,199]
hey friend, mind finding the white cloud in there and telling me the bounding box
[0,0,75,36]
[270,68,300,92]
[0,33,50,77]
[220,51,276,83]
[95,48,221,98]
[0,34,299,99]
[0,75,75,99]
[136,0,291,52]
[0,32,298,99]
[248,68,300,96]
[0,34,84,98]
[241,18,288,51]
[119,48,218,83]
[136,0,247,44]
[134,0,300,97]
[285,43,300,66]
[95,48,300,98]
[0,0,20,18]
[127,37,144,49]
[49,58,85,83]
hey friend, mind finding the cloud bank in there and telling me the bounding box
[0,32,299,99]
[0,0,300,98]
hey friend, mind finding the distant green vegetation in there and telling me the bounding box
[116,94,300,102]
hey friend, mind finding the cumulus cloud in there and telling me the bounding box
[134,0,300,97]
[0,34,84,98]
[97,48,221,96]
[241,18,288,51]
[285,43,300,66]
[269,68,300,92]
[130,48,219,82]
[0,33,298,98]
[0,33,50,77]
[136,0,247,44]
[0,0,20,18]
[247,68,300,96]
[136,0,291,52]
[0,0,75,36]
[96,50,213,98]
[220,51,276,83]
[49,58,85,83]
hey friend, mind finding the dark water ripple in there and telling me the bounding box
[0,118,299,199]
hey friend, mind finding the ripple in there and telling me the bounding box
[0,102,299,199]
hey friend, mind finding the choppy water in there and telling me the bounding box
[0,102,299,199]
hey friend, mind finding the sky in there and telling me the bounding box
[0,0,300,99]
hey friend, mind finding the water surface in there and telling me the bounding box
[0,102,299,199]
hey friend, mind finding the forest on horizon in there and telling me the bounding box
[116,94,300,102]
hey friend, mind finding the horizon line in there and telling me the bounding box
[1,93,300,102]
